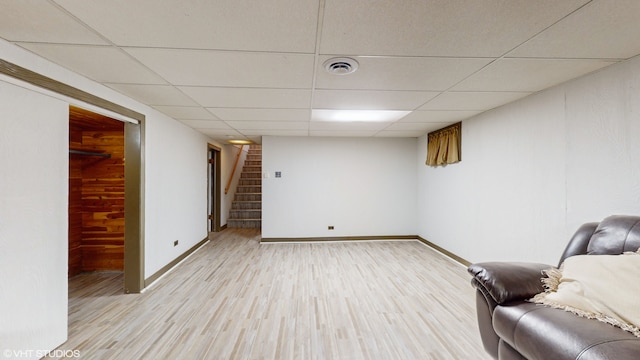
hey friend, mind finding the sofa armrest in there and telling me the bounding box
[468,262,552,304]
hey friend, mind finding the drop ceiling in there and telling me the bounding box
[1,0,639,143]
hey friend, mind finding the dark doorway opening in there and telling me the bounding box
[208,144,222,232]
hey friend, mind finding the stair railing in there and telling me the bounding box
[225,145,244,194]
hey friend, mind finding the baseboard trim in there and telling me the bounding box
[142,234,469,288]
[261,234,470,266]
[144,236,209,288]
[260,235,418,243]
[416,236,471,267]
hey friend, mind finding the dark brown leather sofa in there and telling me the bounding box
[468,215,640,360]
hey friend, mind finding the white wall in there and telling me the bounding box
[564,56,640,229]
[0,81,68,357]
[418,55,640,265]
[0,39,229,355]
[262,136,417,238]
[143,114,213,276]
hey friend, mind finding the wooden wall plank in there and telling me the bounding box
[80,130,125,272]
[69,110,125,275]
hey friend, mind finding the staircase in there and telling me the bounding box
[228,145,262,229]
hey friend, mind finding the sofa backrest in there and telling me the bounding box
[587,215,640,255]
[558,215,640,266]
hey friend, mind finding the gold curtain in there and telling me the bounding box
[426,122,461,166]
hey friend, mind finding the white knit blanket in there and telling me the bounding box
[530,250,640,337]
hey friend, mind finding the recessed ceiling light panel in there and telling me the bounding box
[312,109,410,122]
[228,139,254,145]
[323,57,359,75]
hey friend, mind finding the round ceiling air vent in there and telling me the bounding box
[323,57,359,75]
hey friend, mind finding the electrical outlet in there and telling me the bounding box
[174,240,179,247]
[328,226,334,230]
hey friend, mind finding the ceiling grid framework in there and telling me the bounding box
[1,0,639,143]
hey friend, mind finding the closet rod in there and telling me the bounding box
[69,149,111,158]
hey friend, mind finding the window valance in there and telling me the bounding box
[426,122,461,166]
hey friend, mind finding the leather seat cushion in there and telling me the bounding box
[493,301,640,360]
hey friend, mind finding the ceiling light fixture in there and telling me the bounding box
[324,57,359,75]
[312,109,410,123]
[228,139,253,145]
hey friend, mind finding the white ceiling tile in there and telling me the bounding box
[509,0,640,59]
[107,84,198,106]
[17,43,167,84]
[309,121,390,131]
[313,90,439,110]
[385,122,455,135]
[384,122,450,131]
[2,0,636,141]
[197,128,243,137]
[54,0,319,53]
[179,87,311,108]
[398,111,481,123]
[125,48,314,88]
[310,130,379,137]
[375,130,427,138]
[0,1,107,44]
[320,0,589,56]
[208,108,310,122]
[153,106,217,120]
[179,120,231,129]
[452,58,617,92]
[419,92,531,111]
[315,56,491,91]
[226,121,309,130]
[242,130,309,137]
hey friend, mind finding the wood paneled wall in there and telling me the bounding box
[80,130,125,272]
[69,107,125,277]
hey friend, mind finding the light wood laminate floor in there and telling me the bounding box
[50,229,491,359]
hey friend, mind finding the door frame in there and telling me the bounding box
[208,144,222,232]
[0,60,147,294]
[207,144,222,232]
[123,120,144,293]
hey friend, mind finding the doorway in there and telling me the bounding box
[68,106,125,277]
[68,105,144,293]
[208,144,222,232]
[0,58,145,293]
